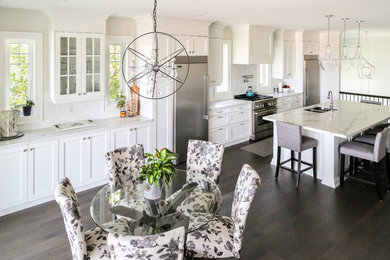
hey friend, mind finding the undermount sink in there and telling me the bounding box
[305,106,338,113]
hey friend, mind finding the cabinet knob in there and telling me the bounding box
[30,148,34,151]
[218,128,223,131]
[83,93,86,95]
[217,116,223,118]
[88,136,92,140]
[134,127,137,130]
[129,128,133,132]
[23,149,27,152]
[83,137,87,140]
[240,123,244,126]
[78,93,82,96]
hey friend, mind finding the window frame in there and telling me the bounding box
[105,35,133,111]
[1,31,43,124]
[213,40,232,101]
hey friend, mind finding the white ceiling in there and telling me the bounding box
[1,0,390,31]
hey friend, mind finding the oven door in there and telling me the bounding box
[253,108,277,133]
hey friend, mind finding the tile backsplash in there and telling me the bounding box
[231,64,258,95]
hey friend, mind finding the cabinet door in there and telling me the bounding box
[27,140,59,201]
[59,135,85,188]
[190,37,208,55]
[304,41,319,55]
[111,127,131,150]
[173,36,189,56]
[209,38,223,85]
[134,124,152,153]
[83,34,105,97]
[85,131,110,182]
[54,32,82,102]
[0,145,28,211]
[283,42,295,78]
[209,126,229,144]
[230,121,251,140]
[249,30,273,64]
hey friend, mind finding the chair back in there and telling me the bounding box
[360,99,381,105]
[374,127,389,162]
[230,164,260,258]
[186,139,225,184]
[105,144,144,192]
[54,178,87,260]
[276,121,302,151]
[108,226,185,260]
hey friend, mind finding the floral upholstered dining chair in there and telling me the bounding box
[54,177,111,260]
[108,226,186,260]
[185,164,260,259]
[105,144,145,192]
[186,139,225,185]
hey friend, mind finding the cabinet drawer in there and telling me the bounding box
[277,97,290,103]
[231,110,251,123]
[291,100,303,109]
[231,104,251,112]
[209,114,230,128]
[291,94,303,102]
[209,107,231,116]
[209,126,229,144]
[230,121,251,140]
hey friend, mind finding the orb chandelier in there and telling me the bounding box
[122,0,189,100]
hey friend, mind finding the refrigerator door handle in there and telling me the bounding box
[203,74,210,120]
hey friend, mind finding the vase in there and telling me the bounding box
[143,180,162,200]
[23,106,32,116]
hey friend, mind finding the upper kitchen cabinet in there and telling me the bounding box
[303,41,319,55]
[231,25,275,64]
[174,36,208,56]
[208,23,224,86]
[51,32,105,103]
[283,41,295,78]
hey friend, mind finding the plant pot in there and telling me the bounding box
[23,106,32,116]
[143,180,162,200]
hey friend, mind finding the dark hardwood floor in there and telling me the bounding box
[1,141,390,259]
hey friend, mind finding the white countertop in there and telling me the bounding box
[268,92,303,98]
[210,99,251,109]
[264,100,390,139]
[0,116,153,148]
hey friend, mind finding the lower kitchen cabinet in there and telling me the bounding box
[277,93,304,113]
[85,131,110,183]
[111,123,152,153]
[59,135,85,188]
[0,144,28,211]
[209,126,229,144]
[230,121,251,140]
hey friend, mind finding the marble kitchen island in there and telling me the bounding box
[264,100,390,188]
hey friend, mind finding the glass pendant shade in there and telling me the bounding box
[339,18,351,70]
[350,20,366,68]
[358,61,375,79]
[319,15,338,71]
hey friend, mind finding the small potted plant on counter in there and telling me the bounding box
[23,98,35,116]
[140,148,178,200]
[115,93,127,118]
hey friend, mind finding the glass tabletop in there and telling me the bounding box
[90,169,222,236]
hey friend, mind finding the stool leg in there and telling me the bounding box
[291,150,295,171]
[386,153,390,191]
[313,147,317,180]
[296,152,302,188]
[349,156,354,176]
[340,154,345,188]
[275,146,281,178]
[354,157,359,176]
[373,162,383,201]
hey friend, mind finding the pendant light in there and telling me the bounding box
[339,18,351,70]
[350,20,366,68]
[358,31,375,79]
[319,15,339,71]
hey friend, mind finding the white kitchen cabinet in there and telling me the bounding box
[52,32,105,103]
[208,38,223,85]
[230,121,251,140]
[209,126,229,144]
[231,25,274,64]
[111,122,152,153]
[0,145,28,211]
[59,135,85,188]
[84,131,110,183]
[277,94,304,113]
[283,41,295,78]
[27,140,59,201]
[174,36,208,56]
[303,41,319,55]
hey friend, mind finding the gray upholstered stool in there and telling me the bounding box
[360,99,381,105]
[360,100,390,135]
[275,121,318,188]
[340,127,389,201]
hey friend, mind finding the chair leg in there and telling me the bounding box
[354,157,359,176]
[296,152,302,188]
[340,154,345,188]
[373,162,383,201]
[291,150,295,171]
[386,153,390,191]
[313,147,317,180]
[275,146,281,178]
[349,156,354,176]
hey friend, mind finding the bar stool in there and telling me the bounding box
[340,127,389,201]
[360,100,390,135]
[275,121,318,188]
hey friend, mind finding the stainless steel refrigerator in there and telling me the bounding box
[303,55,320,106]
[174,56,209,163]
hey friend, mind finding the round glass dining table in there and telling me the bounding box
[90,169,222,236]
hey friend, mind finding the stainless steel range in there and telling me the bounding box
[234,94,277,140]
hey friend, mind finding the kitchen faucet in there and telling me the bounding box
[327,90,333,111]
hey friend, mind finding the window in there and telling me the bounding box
[1,32,43,123]
[6,40,33,110]
[109,44,122,100]
[258,64,271,88]
[215,40,231,98]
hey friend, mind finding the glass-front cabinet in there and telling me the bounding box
[52,32,105,103]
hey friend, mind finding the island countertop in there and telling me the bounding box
[264,100,390,139]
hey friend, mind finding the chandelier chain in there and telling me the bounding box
[153,0,157,32]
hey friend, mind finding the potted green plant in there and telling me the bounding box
[115,93,127,118]
[23,99,35,116]
[140,148,178,200]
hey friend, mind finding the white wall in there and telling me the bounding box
[0,8,137,129]
[341,35,390,97]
